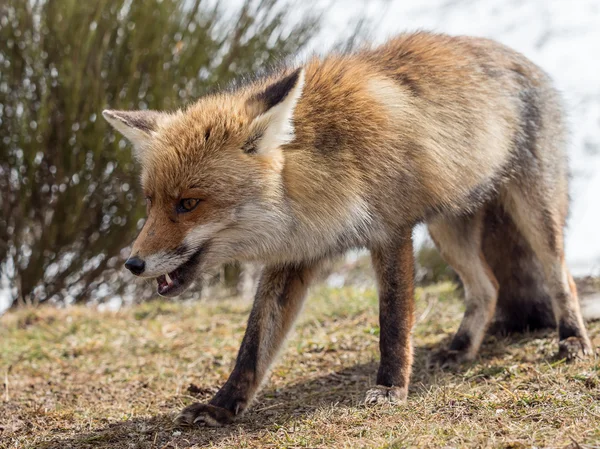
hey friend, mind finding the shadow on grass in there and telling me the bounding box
[39,331,553,449]
[39,361,382,449]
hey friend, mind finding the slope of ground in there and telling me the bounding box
[1,283,599,448]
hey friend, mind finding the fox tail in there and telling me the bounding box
[482,201,599,334]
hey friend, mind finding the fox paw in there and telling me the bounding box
[427,348,468,370]
[174,403,235,427]
[364,386,407,406]
[557,336,593,361]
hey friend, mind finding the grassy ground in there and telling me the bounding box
[1,282,599,449]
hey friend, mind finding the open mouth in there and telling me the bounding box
[155,248,203,297]
[156,269,184,297]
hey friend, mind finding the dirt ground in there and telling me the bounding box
[1,282,599,448]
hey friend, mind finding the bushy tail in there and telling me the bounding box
[482,200,599,334]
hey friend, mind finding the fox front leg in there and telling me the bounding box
[365,232,415,404]
[175,262,318,427]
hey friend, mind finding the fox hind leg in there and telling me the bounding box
[427,211,499,368]
[502,184,592,360]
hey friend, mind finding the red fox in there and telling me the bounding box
[103,32,593,426]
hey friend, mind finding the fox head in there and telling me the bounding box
[103,68,305,296]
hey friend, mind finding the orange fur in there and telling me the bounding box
[104,32,591,425]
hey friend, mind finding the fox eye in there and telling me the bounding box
[177,198,201,213]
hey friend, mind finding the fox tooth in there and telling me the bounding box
[165,273,173,284]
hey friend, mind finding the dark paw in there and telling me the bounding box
[174,403,235,427]
[427,348,468,370]
[364,385,407,406]
[557,336,593,361]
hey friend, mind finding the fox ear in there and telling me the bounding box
[245,68,305,156]
[102,109,165,159]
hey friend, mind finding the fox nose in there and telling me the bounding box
[125,257,145,276]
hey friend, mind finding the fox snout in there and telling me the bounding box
[124,256,146,276]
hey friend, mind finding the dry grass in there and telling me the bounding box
[1,282,599,449]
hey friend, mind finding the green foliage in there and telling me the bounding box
[0,0,319,306]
